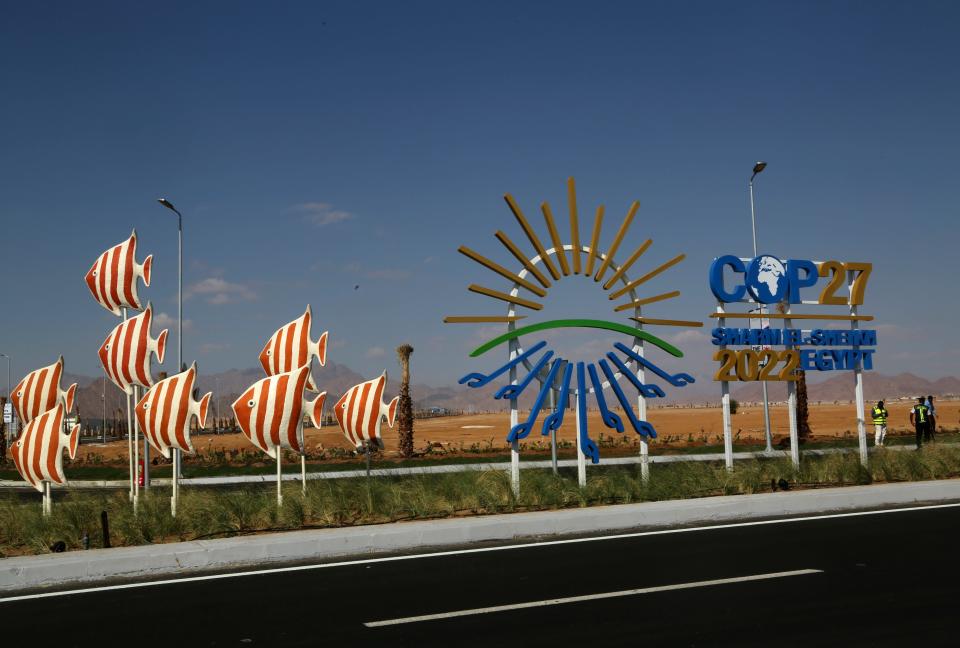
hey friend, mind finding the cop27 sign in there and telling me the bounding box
[709,254,876,382]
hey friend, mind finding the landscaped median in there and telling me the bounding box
[2,475,960,595]
[2,444,960,560]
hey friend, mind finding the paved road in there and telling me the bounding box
[4,504,959,646]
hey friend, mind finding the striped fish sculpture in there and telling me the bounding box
[333,372,399,449]
[135,363,211,459]
[231,364,326,458]
[11,356,77,426]
[10,403,79,492]
[98,302,168,395]
[259,305,329,391]
[85,229,153,316]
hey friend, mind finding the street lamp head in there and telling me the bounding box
[157,198,180,215]
[752,161,767,175]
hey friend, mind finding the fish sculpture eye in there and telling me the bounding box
[92,270,98,276]
[143,402,150,410]
[247,399,255,408]
[266,349,272,356]
[105,344,110,351]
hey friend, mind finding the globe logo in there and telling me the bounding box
[745,254,787,303]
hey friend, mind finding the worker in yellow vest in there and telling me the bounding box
[910,397,930,450]
[872,401,888,447]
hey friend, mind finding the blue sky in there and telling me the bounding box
[1,0,958,388]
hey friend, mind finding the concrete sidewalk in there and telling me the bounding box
[2,478,959,593]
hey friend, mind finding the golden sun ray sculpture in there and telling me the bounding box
[445,177,702,463]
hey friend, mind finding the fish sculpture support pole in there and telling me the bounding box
[172,452,179,516]
[548,387,558,475]
[138,384,149,491]
[122,307,135,503]
[302,351,310,496]
[133,384,140,509]
[276,450,283,507]
[366,441,372,478]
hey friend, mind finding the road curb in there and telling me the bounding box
[2,478,959,593]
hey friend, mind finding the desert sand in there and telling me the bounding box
[69,400,958,463]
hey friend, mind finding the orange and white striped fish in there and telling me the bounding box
[135,362,211,459]
[232,364,326,458]
[259,305,329,392]
[10,402,79,492]
[11,356,77,426]
[333,372,399,449]
[98,302,168,396]
[85,229,153,316]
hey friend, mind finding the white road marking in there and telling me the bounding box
[460,425,493,429]
[364,569,824,627]
[1,502,957,604]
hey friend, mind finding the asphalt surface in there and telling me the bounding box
[4,504,960,647]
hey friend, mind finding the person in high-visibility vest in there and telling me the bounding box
[872,400,889,447]
[910,397,930,450]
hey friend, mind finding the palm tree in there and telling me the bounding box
[776,302,811,440]
[396,344,415,457]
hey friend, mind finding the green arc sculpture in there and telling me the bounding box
[469,318,684,358]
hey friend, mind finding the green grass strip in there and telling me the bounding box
[469,318,683,358]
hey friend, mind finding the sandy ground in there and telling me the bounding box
[67,400,959,463]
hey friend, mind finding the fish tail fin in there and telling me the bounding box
[314,331,329,367]
[156,329,168,364]
[142,254,153,286]
[65,383,77,413]
[386,396,399,428]
[309,392,327,428]
[198,392,212,428]
[67,424,80,460]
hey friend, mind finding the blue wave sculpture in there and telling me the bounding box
[495,349,554,400]
[458,341,548,389]
[614,342,696,387]
[598,359,658,438]
[606,353,666,399]
[542,361,572,437]
[576,362,599,464]
[508,358,563,443]
[588,363,624,433]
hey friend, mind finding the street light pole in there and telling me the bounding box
[749,161,773,453]
[158,198,183,515]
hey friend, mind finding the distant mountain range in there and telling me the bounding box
[64,365,960,421]
[731,372,960,404]
[66,361,513,422]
